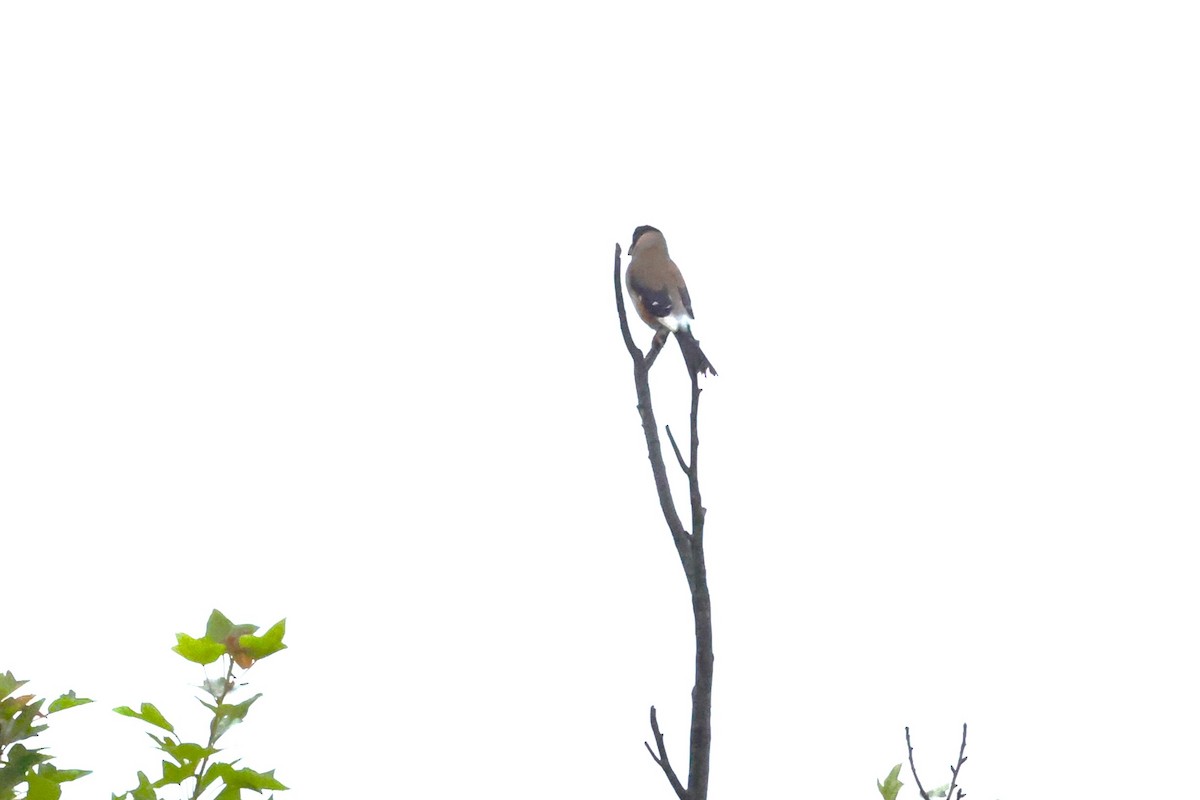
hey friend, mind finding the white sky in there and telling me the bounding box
[2,2,1198,798]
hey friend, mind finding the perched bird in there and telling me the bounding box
[626,225,717,377]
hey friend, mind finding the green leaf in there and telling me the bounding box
[113,703,175,734]
[34,763,92,783]
[129,771,158,800]
[25,773,61,800]
[154,736,217,766]
[0,672,27,702]
[4,743,51,771]
[220,766,288,792]
[205,610,236,642]
[239,620,287,662]
[55,769,93,782]
[205,611,258,645]
[212,694,262,742]
[172,634,227,666]
[929,783,949,798]
[213,786,242,800]
[877,764,903,800]
[156,758,198,787]
[0,696,48,745]
[48,690,94,714]
[0,744,51,794]
[201,677,233,700]
[197,761,233,795]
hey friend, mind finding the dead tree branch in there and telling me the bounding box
[906,724,969,800]
[947,724,968,800]
[614,242,715,800]
[905,727,931,800]
[664,425,689,474]
[643,706,687,800]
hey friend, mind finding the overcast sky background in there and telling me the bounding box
[2,3,1198,798]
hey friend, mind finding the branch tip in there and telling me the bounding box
[905,726,931,800]
[614,240,642,363]
[945,723,968,800]
[665,424,690,474]
[645,705,686,800]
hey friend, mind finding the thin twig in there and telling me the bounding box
[644,706,687,800]
[687,370,704,547]
[946,723,968,800]
[905,726,931,800]
[613,244,643,362]
[665,425,690,475]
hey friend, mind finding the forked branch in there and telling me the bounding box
[643,706,687,800]
[906,724,969,800]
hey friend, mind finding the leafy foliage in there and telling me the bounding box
[114,609,289,800]
[3,609,288,800]
[0,672,92,800]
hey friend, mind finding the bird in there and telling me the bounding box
[625,225,717,377]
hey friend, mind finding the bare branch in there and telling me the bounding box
[905,727,931,800]
[682,369,712,796]
[906,724,969,800]
[644,706,687,800]
[665,425,690,475]
[614,244,644,362]
[687,371,704,547]
[946,724,968,800]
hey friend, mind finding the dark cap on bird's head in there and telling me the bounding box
[630,224,662,254]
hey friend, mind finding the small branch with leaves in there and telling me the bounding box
[614,243,715,800]
[114,608,289,800]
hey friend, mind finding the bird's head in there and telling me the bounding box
[629,225,665,256]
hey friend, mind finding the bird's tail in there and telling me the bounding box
[676,329,717,377]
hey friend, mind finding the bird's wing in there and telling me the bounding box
[680,282,695,319]
[632,285,675,318]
